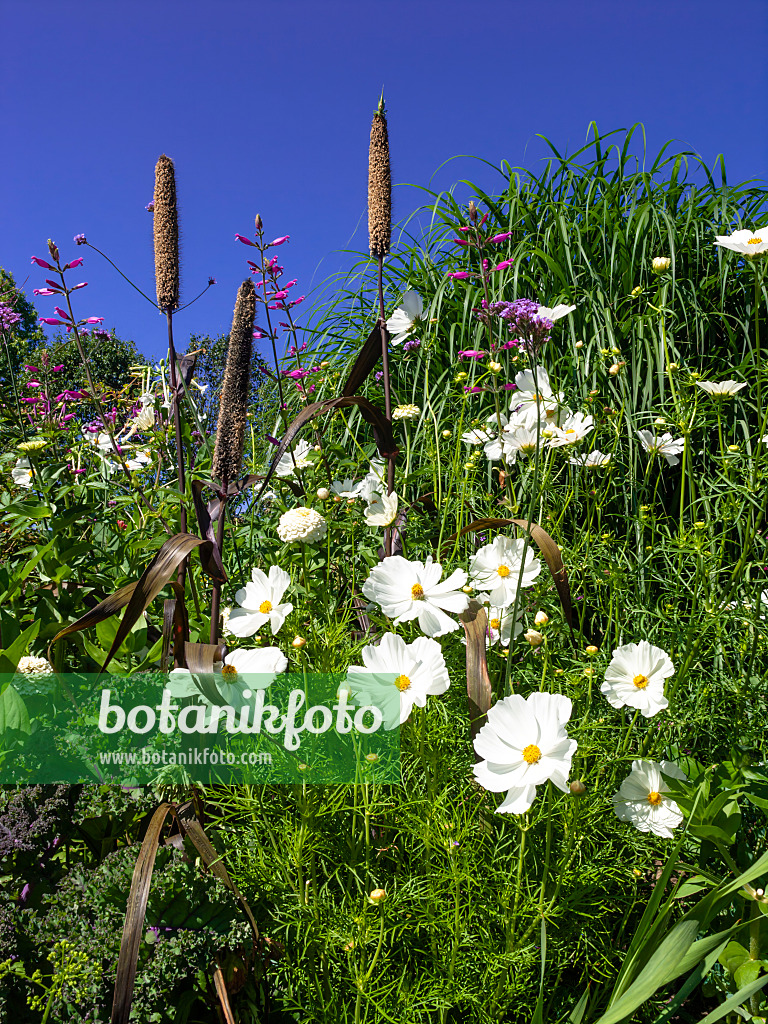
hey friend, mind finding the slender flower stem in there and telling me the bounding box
[209,492,227,644]
[377,255,395,556]
[166,309,188,591]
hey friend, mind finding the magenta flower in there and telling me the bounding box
[53,306,73,320]
[269,235,290,246]
[52,364,64,371]
[66,257,85,269]
[32,257,55,270]
[34,288,58,297]
[82,317,104,324]
[26,382,41,388]
[235,234,257,246]
[489,232,513,243]
[271,290,288,300]
[459,349,486,360]
[24,365,39,373]
[40,318,68,326]
[458,226,472,233]
[452,238,470,246]
[493,260,514,272]
[449,271,471,280]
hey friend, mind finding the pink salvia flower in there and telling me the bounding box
[70,282,88,290]
[39,318,68,326]
[34,289,58,296]
[52,365,64,371]
[235,234,257,246]
[31,257,55,269]
[23,365,39,373]
[53,306,73,320]
[269,235,290,246]
[493,260,514,272]
[449,272,471,280]
[489,232,513,243]
[83,317,104,324]
[64,258,84,269]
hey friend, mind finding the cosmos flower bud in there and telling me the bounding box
[575,340,584,349]
[652,256,671,274]
[534,611,549,627]
[292,635,306,649]
[442,430,452,439]
[585,645,599,656]
[525,629,544,647]
[316,487,330,500]
[570,780,586,795]
[488,361,502,374]
[631,285,642,296]
[368,888,387,904]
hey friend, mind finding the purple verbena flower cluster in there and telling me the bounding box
[0,304,22,331]
[479,298,553,351]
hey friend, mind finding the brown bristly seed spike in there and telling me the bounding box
[154,154,180,311]
[368,104,391,259]
[211,280,256,487]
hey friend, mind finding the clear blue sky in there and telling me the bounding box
[4,0,766,364]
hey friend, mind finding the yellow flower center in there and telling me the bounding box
[565,428,576,435]
[748,237,763,245]
[490,618,501,630]
[523,744,542,764]
[411,583,425,600]
[647,791,663,806]
[298,509,311,518]
[632,673,650,689]
[395,674,412,691]
[497,564,511,578]
[221,664,238,678]
[259,600,272,614]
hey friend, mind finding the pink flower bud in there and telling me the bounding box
[34,289,58,296]
[70,282,88,290]
[235,234,257,246]
[39,318,67,326]
[452,238,470,245]
[489,232,513,243]
[271,290,288,300]
[53,306,73,320]
[66,258,85,269]
[52,365,64,371]
[23,365,39,373]
[269,235,290,246]
[492,260,514,272]
[83,317,104,324]
[32,257,55,270]
[449,271,471,280]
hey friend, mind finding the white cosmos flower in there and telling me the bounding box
[696,380,748,398]
[547,411,594,448]
[228,565,294,637]
[364,491,399,527]
[469,536,542,607]
[274,439,314,478]
[167,646,287,709]
[125,450,152,471]
[462,426,495,446]
[714,226,768,258]
[637,430,685,467]
[331,478,361,499]
[276,507,327,544]
[536,303,577,322]
[473,691,577,814]
[362,555,469,637]
[12,457,33,488]
[512,367,567,428]
[601,640,674,718]
[500,423,542,464]
[356,464,388,503]
[386,290,424,346]
[612,760,686,839]
[461,604,523,649]
[345,632,449,729]
[569,449,612,468]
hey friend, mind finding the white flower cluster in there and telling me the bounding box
[15,655,53,680]
[276,506,327,544]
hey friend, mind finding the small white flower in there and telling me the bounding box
[714,226,768,258]
[276,507,328,544]
[125,450,152,471]
[386,290,424,346]
[228,565,294,637]
[652,256,671,273]
[569,449,612,468]
[547,411,594,448]
[696,380,748,398]
[331,478,361,499]
[473,692,578,814]
[86,431,119,454]
[469,536,542,607]
[637,430,685,467]
[355,464,387,503]
[500,424,542,464]
[512,367,567,428]
[274,439,314,478]
[346,632,450,729]
[364,491,399,527]
[601,640,674,718]
[14,655,53,680]
[11,457,34,488]
[461,427,495,446]
[168,646,287,710]
[536,303,577,322]
[392,404,421,421]
[362,555,469,637]
[612,760,686,838]
[461,605,523,649]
